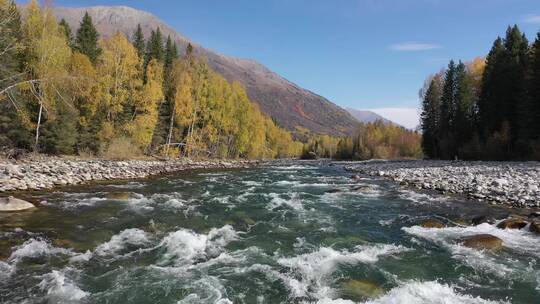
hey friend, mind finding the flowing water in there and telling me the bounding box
[1,161,539,304]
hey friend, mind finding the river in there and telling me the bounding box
[0,161,539,303]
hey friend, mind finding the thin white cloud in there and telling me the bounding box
[522,14,540,24]
[389,42,442,51]
[367,107,420,129]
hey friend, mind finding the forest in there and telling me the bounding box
[0,0,302,159]
[301,121,422,160]
[421,25,540,160]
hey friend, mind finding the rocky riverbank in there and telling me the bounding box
[344,160,540,209]
[0,156,259,193]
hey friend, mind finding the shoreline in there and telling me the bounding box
[343,159,540,210]
[0,156,260,193]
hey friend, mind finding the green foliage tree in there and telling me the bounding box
[59,18,74,49]
[75,12,101,64]
[420,75,442,158]
[132,23,145,59]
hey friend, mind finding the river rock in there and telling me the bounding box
[325,189,343,194]
[460,234,503,250]
[106,192,131,201]
[0,196,36,211]
[471,215,496,226]
[341,279,384,300]
[528,212,540,219]
[420,219,445,228]
[496,218,528,230]
[530,222,540,234]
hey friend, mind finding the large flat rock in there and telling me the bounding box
[0,196,36,211]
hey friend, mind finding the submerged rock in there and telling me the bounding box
[529,222,540,234]
[528,212,540,219]
[0,196,36,211]
[325,189,343,194]
[460,234,503,250]
[496,218,528,230]
[106,192,131,201]
[341,279,384,300]
[471,215,496,226]
[420,219,445,228]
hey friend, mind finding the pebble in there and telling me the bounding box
[0,157,259,192]
[343,160,540,208]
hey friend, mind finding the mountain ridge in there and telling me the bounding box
[345,108,397,126]
[52,5,359,136]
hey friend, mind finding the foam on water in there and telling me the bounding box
[276,244,408,299]
[38,268,88,302]
[362,280,505,304]
[403,223,540,284]
[94,228,152,256]
[159,225,238,266]
[266,192,304,211]
[398,189,448,205]
[8,238,73,264]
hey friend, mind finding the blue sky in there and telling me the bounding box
[40,0,540,127]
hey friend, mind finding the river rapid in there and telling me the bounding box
[0,161,539,303]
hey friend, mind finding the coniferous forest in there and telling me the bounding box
[421,25,540,160]
[0,0,302,159]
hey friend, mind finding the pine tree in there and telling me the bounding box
[478,37,505,139]
[420,76,442,158]
[75,12,102,64]
[146,27,164,64]
[132,23,145,59]
[59,18,74,49]
[454,61,475,153]
[439,60,457,159]
[502,25,529,147]
[524,32,540,147]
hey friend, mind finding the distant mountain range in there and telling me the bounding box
[345,108,397,125]
[52,6,359,136]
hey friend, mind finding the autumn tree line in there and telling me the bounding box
[300,121,422,160]
[0,0,302,159]
[421,25,540,160]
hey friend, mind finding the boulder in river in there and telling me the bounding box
[530,222,540,234]
[528,212,540,219]
[0,196,36,211]
[460,234,503,251]
[420,219,445,228]
[496,218,528,230]
[341,279,384,300]
[106,192,131,201]
[471,215,496,226]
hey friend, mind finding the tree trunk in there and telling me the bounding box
[34,102,43,153]
[165,102,175,156]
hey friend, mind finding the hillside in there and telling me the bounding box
[345,108,396,125]
[53,6,359,136]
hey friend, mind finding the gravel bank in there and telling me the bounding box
[344,160,540,208]
[0,157,258,192]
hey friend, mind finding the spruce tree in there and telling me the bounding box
[59,18,74,49]
[478,37,505,139]
[75,12,102,64]
[523,32,540,146]
[454,61,475,153]
[133,23,145,59]
[439,60,457,158]
[420,76,442,158]
[146,27,164,64]
[502,25,529,147]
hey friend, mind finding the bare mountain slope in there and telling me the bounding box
[345,108,397,126]
[53,6,359,136]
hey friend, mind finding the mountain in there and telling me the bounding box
[52,6,359,136]
[345,108,396,125]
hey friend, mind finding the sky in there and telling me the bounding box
[38,0,540,128]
